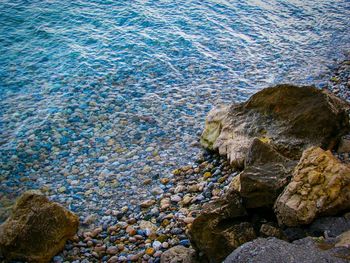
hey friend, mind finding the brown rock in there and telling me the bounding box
[160,245,198,263]
[140,199,156,208]
[259,224,287,240]
[201,85,349,167]
[188,190,256,263]
[274,147,350,227]
[0,191,79,263]
[231,138,296,208]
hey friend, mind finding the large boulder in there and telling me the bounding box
[160,245,198,263]
[201,85,350,168]
[231,138,296,208]
[274,147,350,227]
[223,237,348,263]
[188,190,256,263]
[0,191,79,263]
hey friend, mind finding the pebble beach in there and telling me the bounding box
[1,0,350,262]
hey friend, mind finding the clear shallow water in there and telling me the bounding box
[0,0,350,215]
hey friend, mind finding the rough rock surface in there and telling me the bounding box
[336,230,350,248]
[223,237,349,263]
[274,147,350,227]
[231,138,296,208]
[309,214,350,238]
[201,84,350,167]
[188,190,256,263]
[0,191,79,263]
[160,245,198,263]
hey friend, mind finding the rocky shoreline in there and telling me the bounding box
[1,60,350,263]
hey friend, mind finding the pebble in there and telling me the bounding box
[126,225,137,236]
[106,246,118,255]
[58,186,66,193]
[145,247,155,256]
[140,199,156,208]
[170,195,182,203]
[152,240,162,250]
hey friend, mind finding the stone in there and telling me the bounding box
[188,190,256,263]
[145,247,155,256]
[58,186,66,193]
[335,230,350,248]
[259,224,286,240]
[160,198,171,210]
[201,85,350,167]
[126,225,136,236]
[139,220,157,238]
[231,138,296,208]
[160,178,170,185]
[183,217,195,224]
[160,245,198,263]
[224,237,348,263]
[108,256,118,263]
[171,195,182,203]
[152,240,162,250]
[182,195,192,206]
[0,191,79,263]
[203,172,212,179]
[143,179,152,185]
[274,147,350,227]
[309,215,350,237]
[140,199,156,208]
[338,135,350,153]
[83,214,97,225]
[151,187,164,195]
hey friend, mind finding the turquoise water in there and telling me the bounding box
[0,0,350,214]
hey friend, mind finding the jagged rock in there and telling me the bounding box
[0,191,79,263]
[336,230,350,248]
[338,135,350,153]
[259,224,287,240]
[309,214,350,238]
[160,245,198,263]
[274,147,350,227]
[201,85,350,167]
[188,190,256,263]
[224,237,348,263]
[231,138,296,208]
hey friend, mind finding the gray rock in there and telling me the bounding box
[224,237,348,263]
[309,215,350,238]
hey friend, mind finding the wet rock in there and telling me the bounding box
[189,190,256,262]
[231,138,296,208]
[160,245,198,263]
[139,220,157,238]
[0,191,79,263]
[140,199,156,208]
[274,147,350,227]
[224,237,348,263]
[201,85,350,167]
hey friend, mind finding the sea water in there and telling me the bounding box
[0,0,349,215]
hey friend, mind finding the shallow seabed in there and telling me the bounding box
[0,0,350,219]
